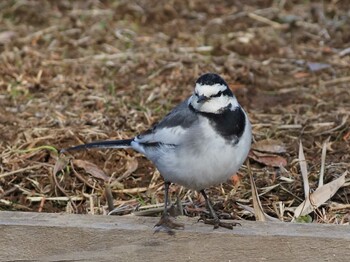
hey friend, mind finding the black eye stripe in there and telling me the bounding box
[195,88,232,99]
[211,91,222,98]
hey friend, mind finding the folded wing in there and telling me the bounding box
[135,99,198,146]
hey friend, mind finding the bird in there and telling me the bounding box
[61,73,252,233]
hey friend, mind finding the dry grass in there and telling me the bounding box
[0,0,349,224]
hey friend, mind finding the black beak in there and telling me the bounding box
[197,95,209,103]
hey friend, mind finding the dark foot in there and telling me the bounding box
[199,214,241,230]
[154,214,185,235]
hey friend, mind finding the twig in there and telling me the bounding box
[319,137,330,188]
[18,25,58,43]
[247,12,287,29]
[0,199,32,210]
[52,163,78,211]
[0,186,19,199]
[178,46,213,53]
[69,9,114,16]
[43,52,135,65]
[113,187,148,194]
[27,196,84,202]
[38,197,45,212]
[330,203,350,211]
[338,47,350,57]
[0,164,43,179]
[148,62,183,80]
[322,76,350,86]
[70,162,99,190]
[108,205,135,216]
[236,203,279,222]
[320,115,348,135]
[104,184,115,212]
[252,124,302,129]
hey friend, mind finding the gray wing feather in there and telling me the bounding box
[135,98,198,145]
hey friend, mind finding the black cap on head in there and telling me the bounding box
[196,73,228,87]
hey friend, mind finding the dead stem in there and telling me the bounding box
[0,0,349,224]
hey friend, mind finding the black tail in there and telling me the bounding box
[60,139,133,154]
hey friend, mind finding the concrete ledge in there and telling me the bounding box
[0,211,349,261]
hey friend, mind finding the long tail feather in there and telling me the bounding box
[60,139,133,153]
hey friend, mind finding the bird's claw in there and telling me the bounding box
[198,214,241,229]
[154,213,185,235]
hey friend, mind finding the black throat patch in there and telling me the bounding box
[190,104,246,142]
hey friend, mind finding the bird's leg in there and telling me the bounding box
[154,182,184,234]
[199,190,240,230]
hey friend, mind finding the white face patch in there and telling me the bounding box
[195,83,227,97]
[189,80,241,113]
[189,92,239,114]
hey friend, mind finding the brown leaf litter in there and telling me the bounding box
[0,0,349,224]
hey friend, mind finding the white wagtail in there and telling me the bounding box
[62,73,252,232]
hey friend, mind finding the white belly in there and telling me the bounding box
[148,116,252,191]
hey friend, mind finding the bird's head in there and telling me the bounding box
[189,73,238,114]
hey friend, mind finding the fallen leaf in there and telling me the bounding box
[71,163,99,190]
[249,151,287,167]
[110,158,138,188]
[250,175,266,221]
[73,159,110,182]
[0,31,17,44]
[338,46,350,57]
[293,72,310,79]
[319,137,330,188]
[252,139,286,154]
[121,158,138,179]
[295,214,313,223]
[230,83,246,91]
[237,203,280,222]
[343,130,350,141]
[231,174,240,186]
[298,140,309,201]
[114,158,138,182]
[321,46,333,54]
[248,160,267,222]
[53,155,70,176]
[307,62,330,72]
[294,171,347,218]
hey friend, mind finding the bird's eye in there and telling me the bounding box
[211,91,222,98]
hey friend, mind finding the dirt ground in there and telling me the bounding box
[0,1,349,224]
